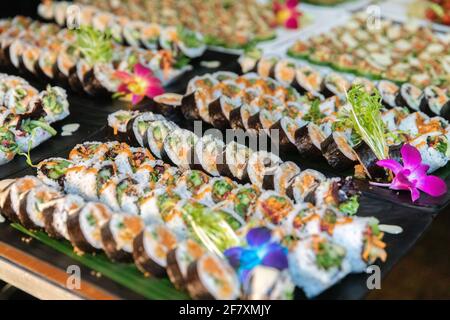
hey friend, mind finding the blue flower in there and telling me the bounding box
[224,227,288,283]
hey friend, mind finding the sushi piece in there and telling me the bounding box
[216,142,252,183]
[330,217,387,273]
[271,161,301,195]
[2,176,42,223]
[66,202,112,253]
[377,80,400,108]
[39,85,70,123]
[186,253,240,300]
[247,110,282,134]
[83,63,120,96]
[0,179,17,220]
[133,224,178,277]
[53,46,77,87]
[313,177,360,213]
[395,83,422,111]
[288,235,350,298]
[294,123,326,158]
[140,23,161,49]
[176,170,210,198]
[166,239,205,290]
[139,188,181,225]
[162,128,198,170]
[0,127,18,166]
[321,132,358,170]
[43,194,85,239]
[17,185,62,230]
[160,26,206,59]
[238,47,262,74]
[410,132,449,173]
[208,95,239,129]
[67,59,91,93]
[107,110,139,136]
[123,21,145,47]
[274,59,297,86]
[231,185,260,221]
[256,55,278,78]
[229,104,259,130]
[37,157,73,190]
[68,141,108,164]
[126,112,164,147]
[270,117,300,152]
[64,165,98,201]
[209,177,236,204]
[146,119,176,159]
[284,203,321,239]
[286,169,326,203]
[294,66,324,98]
[153,93,183,117]
[252,191,294,227]
[4,84,39,114]
[247,151,282,189]
[101,213,144,262]
[116,177,142,215]
[194,135,225,177]
[420,86,450,117]
[321,73,350,101]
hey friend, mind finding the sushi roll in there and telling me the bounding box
[229,104,259,130]
[123,21,145,47]
[270,117,300,152]
[133,224,178,277]
[231,184,260,221]
[293,66,324,98]
[153,93,183,117]
[39,85,70,123]
[209,177,236,204]
[66,202,112,253]
[162,128,198,170]
[146,119,176,159]
[238,47,262,74]
[186,253,240,300]
[101,213,144,262]
[116,177,142,215]
[4,84,39,114]
[17,185,62,230]
[107,110,139,136]
[0,127,18,166]
[20,44,41,76]
[67,59,91,93]
[410,132,449,173]
[140,23,161,49]
[294,123,326,158]
[139,188,181,225]
[208,95,239,129]
[270,161,301,195]
[398,111,430,137]
[64,165,98,201]
[68,141,108,164]
[0,179,17,220]
[284,203,321,239]
[2,176,42,223]
[377,80,400,108]
[247,109,282,134]
[37,0,55,21]
[216,142,252,183]
[167,239,205,290]
[395,83,422,111]
[43,194,85,240]
[420,86,450,117]
[160,26,206,59]
[286,169,326,203]
[274,59,297,86]
[83,63,120,96]
[288,235,350,298]
[313,177,360,212]
[256,55,278,78]
[176,170,210,198]
[321,73,350,101]
[194,135,225,177]
[321,132,358,170]
[247,151,282,189]
[252,191,294,227]
[126,112,164,147]
[37,157,73,190]
[212,71,238,82]
[53,46,77,87]
[330,217,387,273]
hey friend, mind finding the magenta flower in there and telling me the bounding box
[114,63,164,105]
[273,0,302,29]
[372,144,447,202]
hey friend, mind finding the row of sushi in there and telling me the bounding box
[0,16,186,96]
[72,0,276,50]
[287,12,450,89]
[0,73,70,165]
[239,51,450,119]
[38,1,207,58]
[107,110,360,214]
[0,140,387,298]
[174,71,450,178]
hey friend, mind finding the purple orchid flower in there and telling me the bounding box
[372,144,447,202]
[224,227,288,283]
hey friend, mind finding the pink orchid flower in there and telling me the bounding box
[273,0,302,29]
[372,144,447,202]
[114,63,164,105]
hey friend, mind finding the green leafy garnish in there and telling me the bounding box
[338,195,360,216]
[75,26,113,65]
[315,240,346,270]
[303,99,325,123]
[346,85,388,162]
[182,201,240,258]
